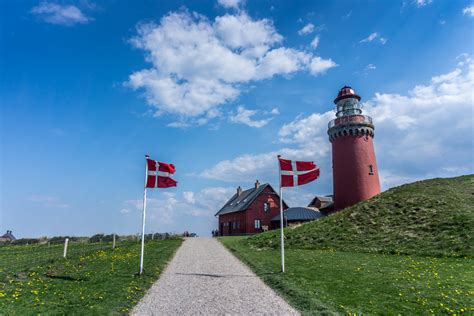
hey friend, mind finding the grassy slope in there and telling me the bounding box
[247,175,474,257]
[0,239,182,314]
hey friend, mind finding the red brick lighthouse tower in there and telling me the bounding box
[328,86,381,211]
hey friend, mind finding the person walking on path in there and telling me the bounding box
[132,237,299,315]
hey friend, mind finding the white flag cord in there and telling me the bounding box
[139,156,149,275]
[278,156,285,273]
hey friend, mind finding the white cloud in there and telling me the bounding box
[198,56,474,193]
[183,191,196,204]
[463,6,474,17]
[167,121,191,129]
[31,2,92,26]
[30,195,71,208]
[121,187,235,221]
[310,35,320,49]
[255,48,310,78]
[365,64,376,71]
[308,56,338,75]
[128,11,336,125]
[431,68,461,84]
[298,23,314,35]
[229,106,276,128]
[217,0,244,10]
[415,0,433,7]
[360,32,387,45]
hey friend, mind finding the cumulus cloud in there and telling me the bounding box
[31,2,92,26]
[128,11,336,125]
[298,23,314,35]
[217,0,244,10]
[198,56,474,193]
[229,106,277,128]
[463,5,474,17]
[308,57,338,75]
[360,32,387,45]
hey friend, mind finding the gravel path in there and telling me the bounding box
[132,237,299,315]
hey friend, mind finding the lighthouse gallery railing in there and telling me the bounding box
[328,115,373,129]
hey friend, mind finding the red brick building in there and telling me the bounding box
[215,180,288,236]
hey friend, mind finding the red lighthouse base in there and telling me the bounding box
[332,134,381,210]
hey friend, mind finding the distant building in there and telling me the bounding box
[0,230,16,242]
[270,206,325,228]
[308,195,335,214]
[215,180,288,236]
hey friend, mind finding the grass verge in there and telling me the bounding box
[0,239,182,314]
[220,237,473,315]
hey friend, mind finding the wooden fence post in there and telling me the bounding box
[63,238,69,258]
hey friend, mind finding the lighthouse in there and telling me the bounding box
[328,86,381,211]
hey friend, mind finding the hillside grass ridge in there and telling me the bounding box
[245,175,474,257]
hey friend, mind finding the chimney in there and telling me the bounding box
[255,180,260,189]
[237,186,242,196]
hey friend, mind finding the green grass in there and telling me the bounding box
[219,175,474,314]
[221,237,474,315]
[0,239,182,314]
[246,175,474,257]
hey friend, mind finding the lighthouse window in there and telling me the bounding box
[369,165,374,175]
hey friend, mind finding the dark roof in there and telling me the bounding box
[271,207,325,222]
[334,86,361,104]
[215,183,288,216]
[1,230,16,240]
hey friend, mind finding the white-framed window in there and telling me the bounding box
[263,202,270,213]
[254,219,261,229]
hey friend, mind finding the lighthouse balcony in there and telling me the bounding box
[327,115,375,142]
[328,114,373,129]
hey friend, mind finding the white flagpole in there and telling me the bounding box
[139,155,149,275]
[278,155,285,273]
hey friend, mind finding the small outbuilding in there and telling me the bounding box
[271,206,325,228]
[308,195,335,214]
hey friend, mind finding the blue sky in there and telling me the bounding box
[1,0,473,238]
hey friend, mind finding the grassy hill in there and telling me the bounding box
[245,175,474,257]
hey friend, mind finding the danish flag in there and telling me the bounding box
[145,157,177,188]
[278,156,320,187]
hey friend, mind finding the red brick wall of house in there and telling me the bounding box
[246,186,284,234]
[218,211,247,236]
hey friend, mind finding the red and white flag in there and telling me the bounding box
[145,157,177,188]
[278,156,320,187]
